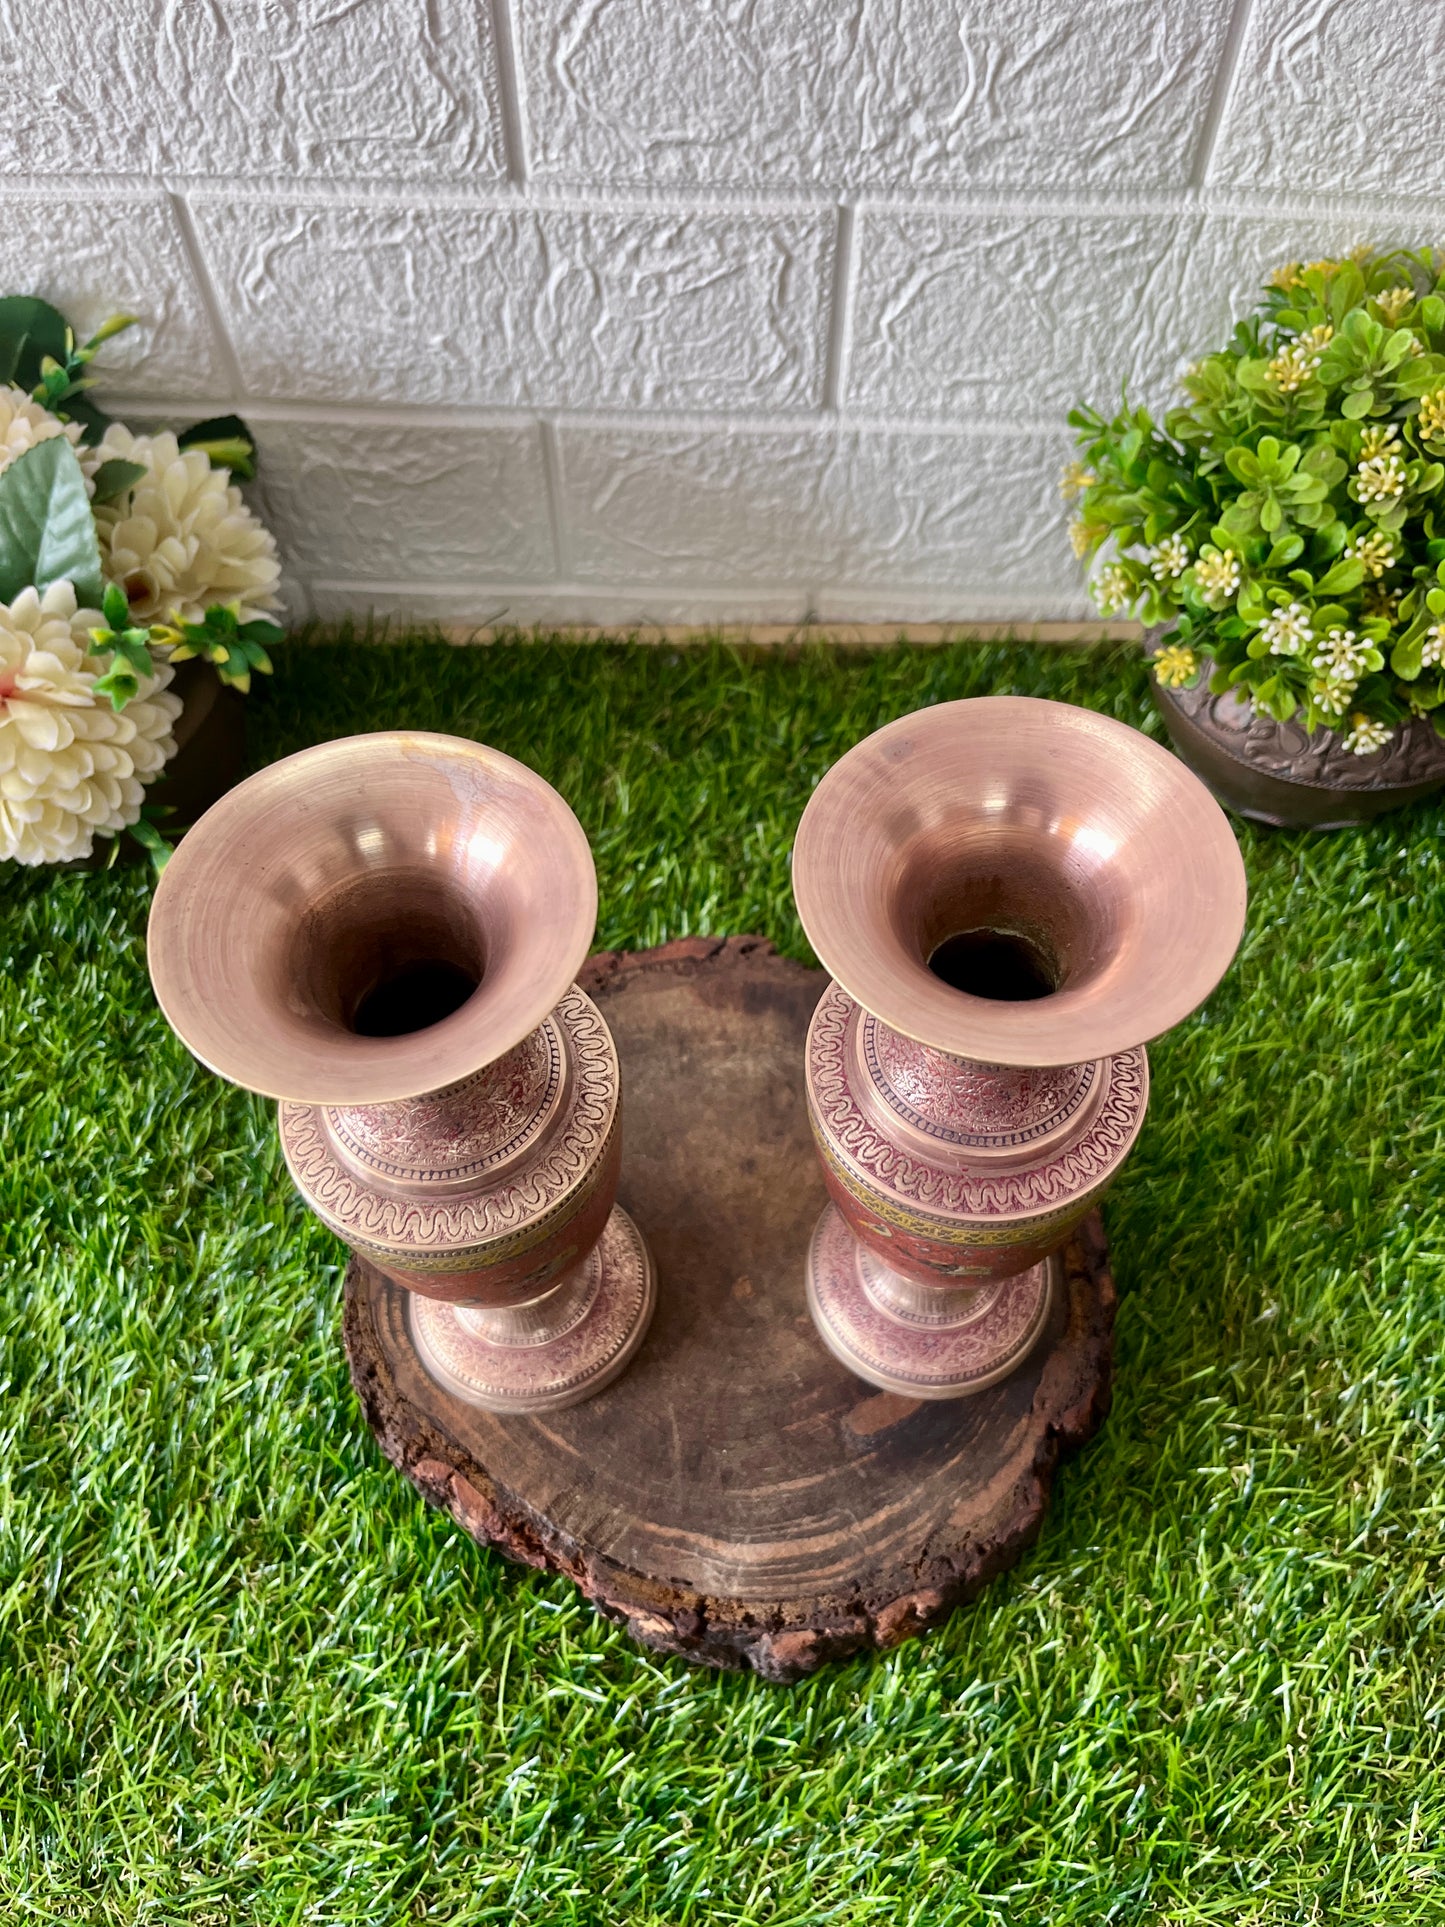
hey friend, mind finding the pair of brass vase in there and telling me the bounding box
[146,699,1246,1411]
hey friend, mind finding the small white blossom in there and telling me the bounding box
[1354,452,1407,503]
[1341,713,1394,755]
[1359,424,1401,461]
[1375,286,1414,326]
[1193,550,1241,609]
[1310,675,1356,720]
[1259,601,1312,657]
[1422,622,1445,668]
[1092,563,1135,616]
[1311,626,1370,680]
[1266,324,1333,392]
[1344,530,1395,578]
[1148,534,1190,581]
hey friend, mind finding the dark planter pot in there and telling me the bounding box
[74,658,247,870]
[1146,639,1445,830]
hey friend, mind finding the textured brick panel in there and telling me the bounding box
[0,193,224,396]
[191,201,834,413]
[7,0,505,180]
[521,0,1233,190]
[250,419,555,583]
[849,208,1203,421]
[1210,0,1445,199]
[557,423,1079,601]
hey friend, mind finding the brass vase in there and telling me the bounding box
[147,731,656,1413]
[792,696,1247,1399]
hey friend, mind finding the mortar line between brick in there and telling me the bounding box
[99,393,1073,440]
[490,0,531,186]
[822,205,857,412]
[165,188,246,401]
[1189,0,1257,189]
[537,418,570,576]
[301,575,1096,617]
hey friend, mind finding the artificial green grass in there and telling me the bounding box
[3,632,1444,1924]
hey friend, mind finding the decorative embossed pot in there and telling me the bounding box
[1147,638,1445,829]
[792,696,1248,1399]
[147,731,655,1413]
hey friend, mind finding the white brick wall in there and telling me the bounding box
[8,1,1443,627]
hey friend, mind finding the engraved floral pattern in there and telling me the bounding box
[279,985,616,1257]
[326,1024,560,1183]
[808,984,1147,1220]
[868,1017,1092,1146]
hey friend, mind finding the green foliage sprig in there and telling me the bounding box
[153,602,282,695]
[1069,247,1445,755]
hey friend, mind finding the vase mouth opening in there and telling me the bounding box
[148,730,598,1105]
[926,928,1058,1004]
[792,695,1249,1067]
[289,864,488,1041]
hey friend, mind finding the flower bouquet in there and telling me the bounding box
[0,296,281,867]
[1068,249,1445,811]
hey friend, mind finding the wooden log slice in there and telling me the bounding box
[343,937,1116,1682]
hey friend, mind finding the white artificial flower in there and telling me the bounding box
[1344,530,1394,578]
[1341,714,1393,755]
[1422,622,1445,668]
[1259,601,1312,657]
[1192,550,1241,609]
[1311,626,1369,681]
[0,383,85,480]
[93,425,280,625]
[1354,452,1407,503]
[1092,563,1135,616]
[0,581,180,865]
[1375,286,1414,326]
[1148,534,1190,581]
[1309,672,1355,720]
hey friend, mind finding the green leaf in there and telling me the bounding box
[177,414,257,481]
[1341,389,1375,419]
[90,458,146,507]
[0,295,69,389]
[1392,634,1424,678]
[1330,261,1366,328]
[128,810,173,873]
[0,438,102,607]
[91,666,138,710]
[101,580,128,628]
[1314,557,1365,594]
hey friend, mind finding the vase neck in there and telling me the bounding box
[320,1018,568,1192]
[858,1011,1096,1155]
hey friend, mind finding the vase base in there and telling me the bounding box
[805,1203,1056,1399]
[407,1206,656,1414]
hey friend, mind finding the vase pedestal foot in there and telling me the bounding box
[408,1206,656,1415]
[805,1203,1056,1400]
